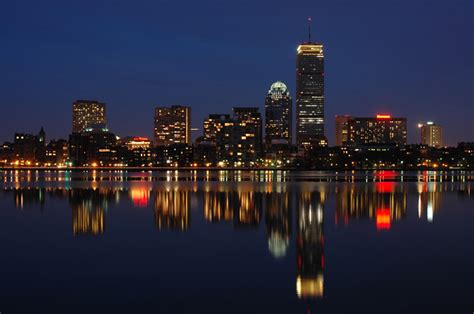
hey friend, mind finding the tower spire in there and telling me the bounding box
[307,17,312,43]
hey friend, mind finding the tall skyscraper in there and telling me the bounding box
[72,100,106,133]
[265,81,292,146]
[335,115,352,146]
[154,105,191,146]
[419,121,443,147]
[348,114,407,145]
[296,21,325,148]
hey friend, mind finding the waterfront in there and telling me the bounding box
[0,171,472,313]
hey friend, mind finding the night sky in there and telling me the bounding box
[1,0,472,146]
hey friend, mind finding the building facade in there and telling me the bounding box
[335,115,352,146]
[296,42,325,148]
[419,122,443,147]
[154,106,191,146]
[265,81,292,146]
[348,115,407,146]
[203,114,230,142]
[72,100,106,133]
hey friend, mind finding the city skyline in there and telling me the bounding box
[0,1,472,146]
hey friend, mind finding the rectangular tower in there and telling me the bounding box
[419,122,443,147]
[335,115,352,146]
[296,43,325,148]
[154,105,191,146]
[72,100,106,133]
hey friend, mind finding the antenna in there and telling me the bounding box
[307,17,312,43]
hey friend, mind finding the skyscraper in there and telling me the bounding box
[296,21,325,148]
[154,105,191,146]
[419,121,443,147]
[265,81,292,146]
[72,100,106,133]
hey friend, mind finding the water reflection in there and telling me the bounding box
[1,181,472,308]
[296,190,325,298]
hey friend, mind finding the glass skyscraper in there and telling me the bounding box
[265,81,292,146]
[296,42,325,148]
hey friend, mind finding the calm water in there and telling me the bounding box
[0,171,472,313]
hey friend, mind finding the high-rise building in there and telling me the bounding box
[72,100,106,133]
[335,115,352,146]
[265,81,292,146]
[348,114,407,145]
[203,114,230,142]
[296,27,325,148]
[154,105,191,146]
[233,107,262,153]
[419,122,443,147]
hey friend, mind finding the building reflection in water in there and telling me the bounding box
[235,190,261,229]
[70,189,108,236]
[129,186,150,208]
[335,182,407,230]
[154,189,189,231]
[417,182,442,222]
[296,189,325,299]
[203,190,233,223]
[265,188,291,259]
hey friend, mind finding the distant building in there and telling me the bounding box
[120,137,152,167]
[46,139,69,166]
[348,114,407,146]
[233,107,262,155]
[265,81,292,146]
[13,128,46,166]
[419,122,443,147]
[68,124,118,167]
[335,115,352,146]
[72,100,106,133]
[296,39,325,148]
[154,105,191,146]
[203,114,230,142]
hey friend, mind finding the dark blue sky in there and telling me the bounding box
[1,0,472,145]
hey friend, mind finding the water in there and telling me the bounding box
[0,171,472,313]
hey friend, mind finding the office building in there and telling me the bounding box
[335,115,352,146]
[419,121,443,147]
[72,100,106,133]
[348,114,407,145]
[296,30,325,148]
[265,81,292,146]
[154,105,191,146]
[203,114,230,142]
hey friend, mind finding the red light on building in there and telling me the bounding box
[376,114,391,119]
[133,137,149,141]
[376,208,391,230]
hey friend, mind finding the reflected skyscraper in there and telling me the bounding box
[296,190,325,298]
[265,190,291,259]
